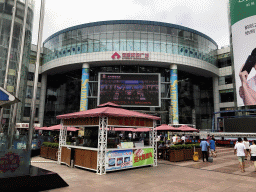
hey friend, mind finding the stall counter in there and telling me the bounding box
[61,145,98,170]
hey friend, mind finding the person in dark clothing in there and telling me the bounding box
[200,138,210,162]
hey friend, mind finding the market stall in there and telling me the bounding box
[56,102,160,175]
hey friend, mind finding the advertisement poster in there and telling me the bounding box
[98,73,160,107]
[230,0,256,106]
[106,150,133,171]
[120,142,133,149]
[0,149,30,178]
[170,69,179,124]
[80,68,89,111]
[133,148,154,167]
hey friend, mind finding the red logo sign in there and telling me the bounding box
[111,52,149,60]
[111,52,121,59]
[0,152,20,173]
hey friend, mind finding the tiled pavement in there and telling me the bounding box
[159,147,256,177]
[31,147,256,192]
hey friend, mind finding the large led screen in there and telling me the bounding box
[98,73,160,107]
[230,0,256,107]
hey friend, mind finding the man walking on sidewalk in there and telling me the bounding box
[200,138,209,162]
[234,137,246,172]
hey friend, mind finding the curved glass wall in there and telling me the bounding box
[44,66,213,130]
[0,0,34,126]
[43,21,218,66]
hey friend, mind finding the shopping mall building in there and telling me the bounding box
[0,9,239,131]
[34,20,222,131]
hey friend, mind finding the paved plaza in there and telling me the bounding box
[31,147,256,192]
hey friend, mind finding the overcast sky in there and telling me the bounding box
[32,0,230,48]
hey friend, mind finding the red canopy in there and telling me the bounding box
[178,125,199,132]
[56,106,161,120]
[155,124,180,131]
[47,124,79,132]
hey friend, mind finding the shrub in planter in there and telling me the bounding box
[184,144,193,161]
[169,145,185,162]
[48,143,59,160]
[40,142,51,158]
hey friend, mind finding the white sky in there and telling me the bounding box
[32,0,230,48]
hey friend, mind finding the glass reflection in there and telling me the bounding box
[43,23,217,66]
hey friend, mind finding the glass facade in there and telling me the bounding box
[44,66,213,130]
[0,0,34,126]
[43,21,218,66]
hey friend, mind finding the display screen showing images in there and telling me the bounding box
[98,73,160,107]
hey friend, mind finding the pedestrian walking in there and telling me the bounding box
[206,134,211,143]
[234,137,246,172]
[249,140,256,172]
[200,138,209,162]
[181,134,186,144]
[209,137,217,157]
[243,137,250,160]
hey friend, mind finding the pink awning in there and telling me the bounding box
[107,127,150,132]
[98,102,121,108]
[107,128,134,132]
[35,127,49,130]
[155,124,181,131]
[47,124,79,132]
[178,125,199,132]
[56,105,161,121]
[133,128,151,132]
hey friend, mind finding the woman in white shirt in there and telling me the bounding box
[249,140,256,172]
[243,137,250,160]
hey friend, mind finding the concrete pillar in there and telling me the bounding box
[213,76,220,131]
[38,73,47,127]
[170,64,179,124]
[80,63,89,111]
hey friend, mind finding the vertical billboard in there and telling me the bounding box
[80,68,89,111]
[230,0,256,106]
[170,69,179,124]
[98,73,160,107]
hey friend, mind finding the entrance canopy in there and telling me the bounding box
[0,87,20,108]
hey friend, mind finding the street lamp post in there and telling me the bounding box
[28,0,46,152]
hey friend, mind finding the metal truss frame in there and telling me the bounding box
[96,116,108,175]
[58,121,67,164]
[153,120,157,166]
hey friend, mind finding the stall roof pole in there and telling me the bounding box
[58,121,67,165]
[153,120,157,167]
[97,116,108,175]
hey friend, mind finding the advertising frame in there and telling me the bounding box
[97,73,161,108]
[230,0,256,107]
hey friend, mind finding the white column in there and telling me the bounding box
[213,76,220,131]
[39,73,47,127]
